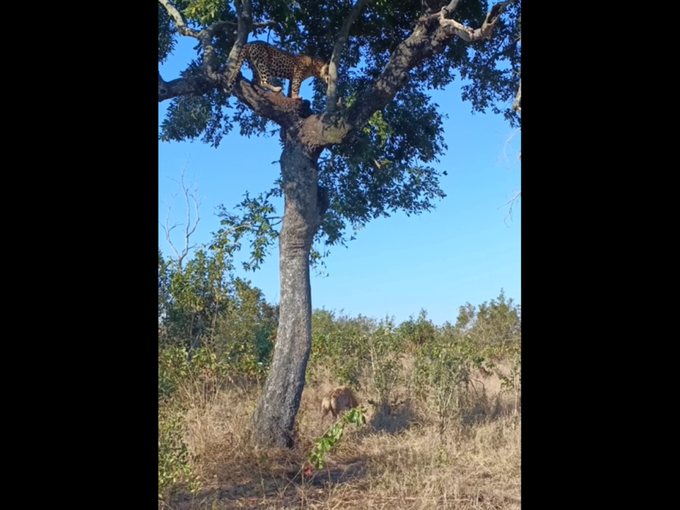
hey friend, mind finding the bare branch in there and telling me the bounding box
[161,165,203,271]
[326,0,374,113]
[158,0,199,38]
[498,190,521,226]
[162,201,181,264]
[502,128,521,165]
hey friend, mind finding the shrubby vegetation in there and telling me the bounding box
[158,236,521,504]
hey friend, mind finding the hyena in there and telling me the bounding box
[321,386,358,421]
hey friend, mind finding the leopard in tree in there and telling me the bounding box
[224,42,330,100]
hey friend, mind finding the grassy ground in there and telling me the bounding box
[161,366,521,510]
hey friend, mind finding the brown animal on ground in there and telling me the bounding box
[321,386,358,421]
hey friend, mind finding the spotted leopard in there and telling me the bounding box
[224,42,330,99]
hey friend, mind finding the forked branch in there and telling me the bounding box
[161,167,202,271]
[439,0,517,42]
[499,190,521,226]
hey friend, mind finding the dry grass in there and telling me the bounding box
[161,365,520,510]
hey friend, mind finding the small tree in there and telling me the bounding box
[159,0,521,447]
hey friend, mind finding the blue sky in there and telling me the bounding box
[159,38,521,326]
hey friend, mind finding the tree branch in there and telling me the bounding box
[230,77,315,126]
[441,0,463,17]
[325,0,374,114]
[158,0,229,94]
[308,0,518,148]
[438,0,516,42]
[158,0,281,103]
[498,190,521,226]
[158,0,199,38]
[158,71,215,102]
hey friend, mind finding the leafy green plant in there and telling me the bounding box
[413,327,488,432]
[453,290,522,413]
[158,403,200,500]
[308,310,373,387]
[397,309,437,349]
[307,408,366,471]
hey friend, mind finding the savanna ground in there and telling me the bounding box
[165,370,519,510]
[159,297,521,510]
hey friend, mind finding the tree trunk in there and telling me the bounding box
[253,136,323,448]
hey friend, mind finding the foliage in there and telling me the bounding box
[307,407,366,471]
[453,289,521,353]
[452,290,522,410]
[413,326,487,430]
[157,346,235,500]
[158,234,277,378]
[308,291,520,418]
[397,308,437,349]
[412,290,522,427]
[158,346,232,500]
[159,0,521,263]
[366,318,404,407]
[158,403,201,500]
[157,288,519,498]
[308,310,375,387]
[158,346,231,403]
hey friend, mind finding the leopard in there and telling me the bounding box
[224,42,330,100]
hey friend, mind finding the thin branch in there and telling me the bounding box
[182,172,201,249]
[162,201,181,263]
[326,0,374,113]
[498,190,521,226]
[502,128,521,165]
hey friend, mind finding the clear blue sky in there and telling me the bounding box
[159,38,521,326]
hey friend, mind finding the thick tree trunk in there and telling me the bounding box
[253,136,323,448]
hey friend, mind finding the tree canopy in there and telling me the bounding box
[159,0,520,262]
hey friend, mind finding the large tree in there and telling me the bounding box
[158,0,521,447]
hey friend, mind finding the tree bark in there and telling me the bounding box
[252,136,322,447]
